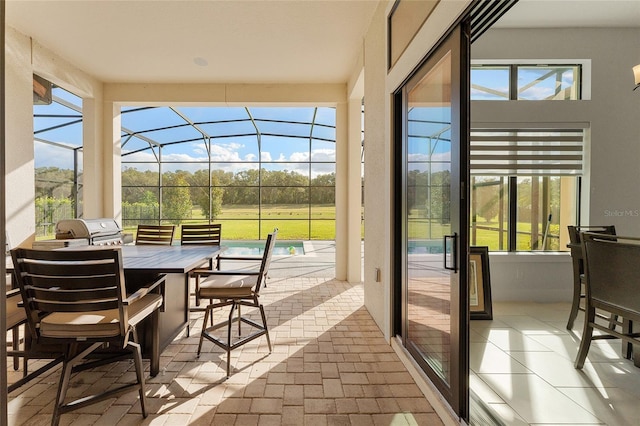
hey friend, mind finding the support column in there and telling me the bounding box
[335,102,348,280]
[337,96,365,282]
[102,102,122,223]
[81,97,104,218]
[347,97,363,283]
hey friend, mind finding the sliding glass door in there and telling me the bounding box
[396,24,469,418]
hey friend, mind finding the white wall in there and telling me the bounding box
[5,26,103,247]
[362,1,389,339]
[5,26,34,249]
[472,27,640,301]
[489,253,573,302]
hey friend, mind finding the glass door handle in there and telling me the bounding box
[443,233,458,272]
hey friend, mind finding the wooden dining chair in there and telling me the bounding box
[566,225,616,330]
[214,227,280,290]
[11,247,164,426]
[194,229,277,377]
[181,223,222,308]
[6,287,65,394]
[575,232,640,369]
[6,288,27,371]
[135,224,175,245]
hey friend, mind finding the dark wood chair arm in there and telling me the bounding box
[217,255,262,261]
[191,269,260,278]
[124,274,166,305]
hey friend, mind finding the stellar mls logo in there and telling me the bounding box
[604,209,640,217]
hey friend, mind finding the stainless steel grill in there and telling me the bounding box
[55,218,124,246]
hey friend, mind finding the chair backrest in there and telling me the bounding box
[567,225,616,245]
[581,232,640,314]
[180,223,222,246]
[136,224,175,245]
[11,247,129,341]
[255,229,278,293]
[567,225,616,273]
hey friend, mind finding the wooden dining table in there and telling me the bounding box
[8,244,223,378]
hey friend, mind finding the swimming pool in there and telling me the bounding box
[408,240,444,254]
[222,241,305,256]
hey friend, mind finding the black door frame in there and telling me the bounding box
[392,20,470,419]
[391,1,519,422]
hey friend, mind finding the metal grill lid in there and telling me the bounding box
[55,218,122,239]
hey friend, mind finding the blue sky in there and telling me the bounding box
[471,65,578,100]
[34,88,339,178]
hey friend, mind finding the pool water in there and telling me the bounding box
[222,241,305,256]
[408,240,444,254]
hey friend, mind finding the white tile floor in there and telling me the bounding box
[470,302,640,425]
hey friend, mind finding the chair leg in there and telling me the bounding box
[53,342,105,425]
[567,277,582,330]
[608,314,619,331]
[623,318,633,360]
[259,304,272,353]
[575,307,595,369]
[226,303,237,378]
[11,326,20,370]
[23,326,33,378]
[197,307,211,357]
[195,275,201,307]
[197,298,271,378]
[52,344,78,426]
[128,340,148,418]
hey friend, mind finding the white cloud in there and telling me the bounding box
[310,148,335,162]
[290,151,310,162]
[163,153,207,162]
[35,141,76,169]
[121,144,338,177]
[210,144,243,161]
[408,152,451,162]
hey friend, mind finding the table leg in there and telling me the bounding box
[150,308,160,376]
[185,274,191,337]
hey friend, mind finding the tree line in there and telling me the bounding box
[35,166,337,226]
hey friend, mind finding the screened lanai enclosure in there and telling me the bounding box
[34,81,341,241]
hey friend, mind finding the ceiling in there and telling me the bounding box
[6,1,640,85]
[495,0,640,28]
[6,0,379,84]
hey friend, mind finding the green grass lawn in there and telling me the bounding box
[40,204,559,249]
[471,221,561,250]
[122,205,337,240]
